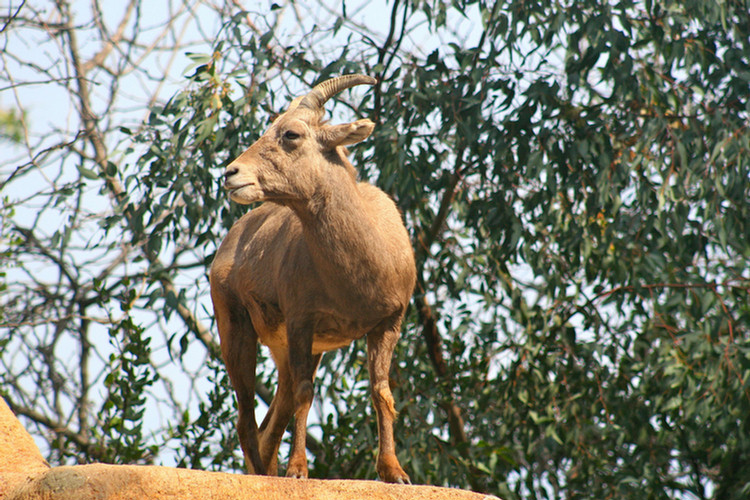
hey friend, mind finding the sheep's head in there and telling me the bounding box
[223,74,376,205]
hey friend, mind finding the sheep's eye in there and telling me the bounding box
[283,130,301,141]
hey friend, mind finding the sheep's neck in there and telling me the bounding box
[289,172,395,305]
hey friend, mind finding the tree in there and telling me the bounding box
[2,1,749,499]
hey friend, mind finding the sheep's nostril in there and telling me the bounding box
[224,167,239,182]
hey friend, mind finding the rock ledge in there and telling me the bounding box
[1,398,497,500]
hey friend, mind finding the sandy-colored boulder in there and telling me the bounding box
[0,398,50,499]
[0,398,498,500]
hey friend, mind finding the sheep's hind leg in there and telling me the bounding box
[258,348,295,476]
[367,321,411,484]
[285,323,319,479]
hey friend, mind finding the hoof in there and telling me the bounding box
[377,453,410,484]
[285,463,308,479]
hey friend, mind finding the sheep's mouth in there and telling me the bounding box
[226,183,263,205]
[224,181,255,191]
[225,183,259,200]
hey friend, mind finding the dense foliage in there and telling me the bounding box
[2,1,749,498]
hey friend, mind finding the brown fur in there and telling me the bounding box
[209,76,415,483]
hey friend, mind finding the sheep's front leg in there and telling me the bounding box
[285,323,317,479]
[213,296,265,475]
[367,321,410,484]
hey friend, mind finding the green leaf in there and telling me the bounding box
[77,164,100,180]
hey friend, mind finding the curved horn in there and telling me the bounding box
[298,74,377,110]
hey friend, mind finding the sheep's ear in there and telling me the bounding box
[320,119,374,148]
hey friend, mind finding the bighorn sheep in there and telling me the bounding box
[209,74,416,483]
